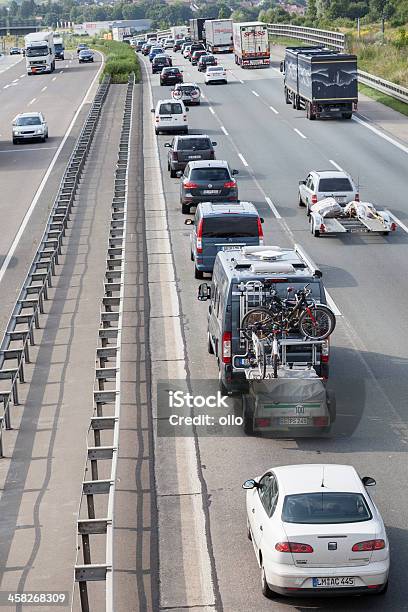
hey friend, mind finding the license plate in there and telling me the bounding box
[188,155,201,159]
[161,117,172,121]
[203,189,219,195]
[335,197,346,202]
[222,245,242,251]
[313,577,355,588]
[279,417,309,425]
[330,107,340,111]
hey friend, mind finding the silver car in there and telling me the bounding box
[12,112,48,144]
[298,170,359,214]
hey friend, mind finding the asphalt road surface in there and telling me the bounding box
[141,48,408,612]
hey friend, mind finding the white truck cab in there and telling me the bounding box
[24,31,55,75]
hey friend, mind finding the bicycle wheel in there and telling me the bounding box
[298,304,336,340]
[241,308,274,339]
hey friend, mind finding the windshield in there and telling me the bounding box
[26,46,48,57]
[178,138,210,151]
[16,116,41,126]
[202,217,258,238]
[190,168,230,181]
[55,43,63,51]
[319,178,353,191]
[282,492,372,524]
[159,103,183,115]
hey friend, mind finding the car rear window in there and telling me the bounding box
[319,178,353,191]
[202,217,258,238]
[177,138,211,151]
[179,86,199,94]
[159,103,183,115]
[190,168,230,181]
[163,68,180,74]
[282,493,372,524]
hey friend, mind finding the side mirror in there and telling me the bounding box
[150,108,155,113]
[299,180,306,185]
[242,479,258,490]
[164,142,171,147]
[260,218,264,223]
[198,282,211,301]
[362,476,376,487]
[212,141,217,146]
[231,169,239,176]
[184,219,193,225]
[280,61,284,73]
[176,171,183,178]
[186,107,189,112]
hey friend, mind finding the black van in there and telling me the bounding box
[198,245,330,394]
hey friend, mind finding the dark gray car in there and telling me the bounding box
[179,160,239,214]
[165,135,217,177]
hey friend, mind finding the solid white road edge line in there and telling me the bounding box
[294,128,307,139]
[221,125,229,136]
[238,152,248,167]
[265,196,282,220]
[329,159,345,172]
[0,54,104,285]
[209,106,215,115]
[353,114,408,156]
[324,290,342,316]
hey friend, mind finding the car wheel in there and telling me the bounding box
[155,129,159,135]
[218,376,229,397]
[298,193,305,207]
[343,112,352,120]
[207,332,214,354]
[183,127,188,134]
[170,167,177,178]
[41,136,46,143]
[261,564,276,599]
[243,400,254,436]
[12,138,17,145]
[182,203,190,214]
[382,231,390,236]
[194,266,203,280]
[246,516,252,541]
[314,228,320,237]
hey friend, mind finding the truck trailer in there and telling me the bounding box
[282,46,358,120]
[204,19,233,53]
[233,22,270,68]
[189,18,207,43]
[24,31,55,75]
[171,25,189,40]
[53,35,64,60]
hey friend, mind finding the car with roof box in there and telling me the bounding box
[179,160,239,213]
[185,202,264,278]
[165,134,217,177]
[197,245,330,394]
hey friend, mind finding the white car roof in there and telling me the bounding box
[157,99,184,105]
[14,112,42,119]
[176,82,199,87]
[188,160,229,169]
[272,464,363,495]
[312,170,351,179]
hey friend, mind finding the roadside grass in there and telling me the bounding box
[358,83,408,118]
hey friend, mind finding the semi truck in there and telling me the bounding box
[171,25,189,40]
[281,46,358,120]
[233,22,270,68]
[190,18,207,43]
[205,19,233,53]
[53,35,64,60]
[24,31,55,74]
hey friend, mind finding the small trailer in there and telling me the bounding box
[309,198,397,237]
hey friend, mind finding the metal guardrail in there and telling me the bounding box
[267,23,345,50]
[358,69,408,103]
[0,76,110,459]
[74,73,134,612]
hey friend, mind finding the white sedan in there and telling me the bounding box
[204,65,227,84]
[243,464,389,599]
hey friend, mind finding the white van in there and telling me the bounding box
[152,99,189,135]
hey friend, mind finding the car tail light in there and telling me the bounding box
[255,417,270,428]
[313,416,328,427]
[196,219,203,253]
[183,181,198,189]
[352,539,385,552]
[320,223,326,233]
[321,338,329,363]
[223,181,236,189]
[355,193,360,202]
[275,542,314,553]
[257,217,264,244]
[311,195,318,204]
[222,332,232,364]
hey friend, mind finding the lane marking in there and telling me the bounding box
[12,78,18,83]
[0,54,104,285]
[329,159,344,172]
[221,125,229,136]
[60,70,64,74]
[28,97,36,106]
[0,147,58,154]
[353,114,408,156]
[324,289,342,316]
[251,90,259,97]
[265,196,282,219]
[269,105,279,114]
[20,74,25,78]
[389,212,408,234]
[52,76,57,81]
[238,152,248,167]
[41,86,47,92]
[239,79,244,84]
[3,84,10,89]
[294,128,307,139]
[209,106,215,115]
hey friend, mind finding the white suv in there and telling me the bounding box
[152,99,189,135]
[299,170,359,214]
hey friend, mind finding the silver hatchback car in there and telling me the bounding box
[12,112,48,144]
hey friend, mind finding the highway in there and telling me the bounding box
[0,51,102,339]
[141,48,408,611]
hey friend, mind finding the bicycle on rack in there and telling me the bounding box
[241,283,336,341]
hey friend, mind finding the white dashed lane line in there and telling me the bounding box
[41,86,47,92]
[221,125,229,136]
[294,128,307,139]
[52,76,57,81]
[28,97,36,106]
[251,90,259,97]
[238,152,249,167]
[265,196,282,220]
[269,105,279,114]
[329,159,345,172]
[209,107,215,115]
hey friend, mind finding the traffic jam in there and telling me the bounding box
[138,19,393,601]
